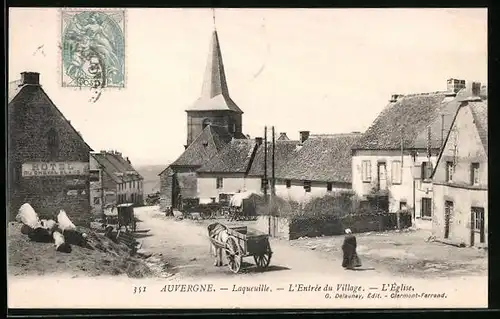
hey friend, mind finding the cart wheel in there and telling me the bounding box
[225,236,242,274]
[254,252,272,269]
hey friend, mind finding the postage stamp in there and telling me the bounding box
[60,8,126,89]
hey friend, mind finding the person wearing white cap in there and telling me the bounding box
[341,228,362,269]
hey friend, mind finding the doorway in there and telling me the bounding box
[444,201,453,239]
[377,162,387,191]
[471,207,485,246]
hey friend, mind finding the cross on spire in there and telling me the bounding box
[212,8,216,30]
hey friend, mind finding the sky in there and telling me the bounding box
[8,8,487,167]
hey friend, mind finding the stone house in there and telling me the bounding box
[431,97,488,247]
[90,150,144,215]
[276,132,361,202]
[197,138,260,201]
[351,78,484,229]
[7,72,93,225]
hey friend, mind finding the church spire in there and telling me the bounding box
[201,29,230,100]
[186,11,243,113]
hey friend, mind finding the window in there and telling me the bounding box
[421,161,433,180]
[304,181,311,193]
[129,181,132,188]
[399,201,407,211]
[361,160,371,182]
[89,170,100,182]
[446,161,454,182]
[285,180,291,188]
[326,182,333,192]
[133,180,136,188]
[421,197,432,218]
[216,177,223,189]
[93,197,100,205]
[391,161,402,184]
[47,128,58,159]
[471,163,480,185]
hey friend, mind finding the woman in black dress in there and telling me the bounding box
[342,228,362,269]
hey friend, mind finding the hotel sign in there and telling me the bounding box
[22,162,89,177]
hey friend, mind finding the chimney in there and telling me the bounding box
[389,94,403,103]
[299,131,310,143]
[472,82,481,96]
[126,157,131,164]
[255,137,263,146]
[447,78,466,93]
[278,132,290,141]
[20,72,40,85]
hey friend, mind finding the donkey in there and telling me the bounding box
[207,222,230,267]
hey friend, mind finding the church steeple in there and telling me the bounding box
[184,12,244,147]
[186,23,243,113]
[200,30,231,101]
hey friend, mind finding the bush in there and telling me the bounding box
[255,195,299,217]
[255,191,360,220]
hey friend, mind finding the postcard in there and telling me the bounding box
[7,7,488,309]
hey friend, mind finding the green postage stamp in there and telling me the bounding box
[60,8,126,89]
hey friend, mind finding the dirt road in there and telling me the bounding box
[134,206,486,281]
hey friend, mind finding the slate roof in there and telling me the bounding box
[92,153,125,183]
[92,152,142,183]
[247,140,300,177]
[169,125,234,168]
[197,139,258,174]
[353,87,481,150]
[277,133,290,141]
[186,30,243,113]
[8,78,93,152]
[279,133,362,183]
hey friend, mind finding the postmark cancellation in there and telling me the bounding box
[60,8,126,89]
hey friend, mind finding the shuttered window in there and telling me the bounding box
[391,161,402,184]
[362,160,371,182]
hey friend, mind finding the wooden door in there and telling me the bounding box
[470,210,475,246]
[471,207,485,245]
[377,162,387,190]
[444,201,453,239]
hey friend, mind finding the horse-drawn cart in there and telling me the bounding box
[208,223,273,274]
[103,203,136,232]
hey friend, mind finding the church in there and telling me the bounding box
[158,28,248,212]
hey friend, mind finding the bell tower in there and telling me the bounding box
[185,20,244,148]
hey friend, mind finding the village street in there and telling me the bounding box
[136,206,384,280]
[134,206,488,282]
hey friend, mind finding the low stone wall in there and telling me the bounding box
[255,212,412,240]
